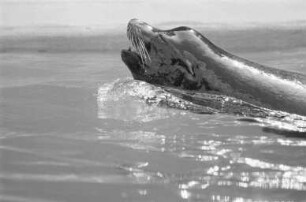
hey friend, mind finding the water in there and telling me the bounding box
[1,35,306,202]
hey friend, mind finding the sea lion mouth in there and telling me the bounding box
[121,48,145,78]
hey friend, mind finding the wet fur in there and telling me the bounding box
[122,19,306,116]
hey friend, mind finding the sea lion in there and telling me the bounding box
[121,19,306,116]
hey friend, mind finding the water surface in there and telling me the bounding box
[1,30,306,202]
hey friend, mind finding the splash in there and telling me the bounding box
[97,79,306,134]
[97,78,214,122]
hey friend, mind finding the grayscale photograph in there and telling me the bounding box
[1,0,306,201]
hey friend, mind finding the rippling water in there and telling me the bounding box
[1,48,306,202]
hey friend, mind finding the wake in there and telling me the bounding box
[97,78,306,135]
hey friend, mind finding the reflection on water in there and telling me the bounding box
[94,78,306,201]
[93,127,306,200]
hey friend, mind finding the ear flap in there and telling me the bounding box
[185,59,195,76]
[183,50,200,76]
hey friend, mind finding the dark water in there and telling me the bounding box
[1,40,306,201]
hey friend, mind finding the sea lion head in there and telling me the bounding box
[121,19,211,90]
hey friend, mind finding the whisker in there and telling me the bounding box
[127,24,151,65]
[138,41,147,62]
[139,40,151,62]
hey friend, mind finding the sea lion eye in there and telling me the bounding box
[165,31,175,36]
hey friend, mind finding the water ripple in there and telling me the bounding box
[0,195,62,202]
[0,173,126,184]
